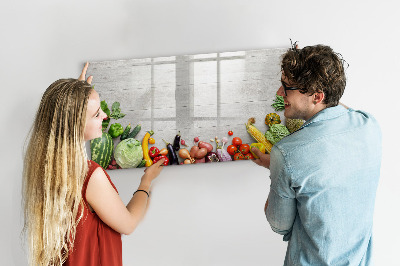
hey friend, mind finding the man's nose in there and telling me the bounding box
[277,85,285,97]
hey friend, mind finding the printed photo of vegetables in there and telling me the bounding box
[88,48,304,170]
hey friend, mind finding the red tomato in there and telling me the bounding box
[244,153,254,160]
[227,145,238,156]
[239,144,250,155]
[232,137,242,146]
[228,131,233,136]
[233,152,245,161]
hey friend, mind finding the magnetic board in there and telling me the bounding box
[87,48,287,168]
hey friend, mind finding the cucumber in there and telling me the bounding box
[120,123,132,141]
[136,159,146,168]
[127,124,141,139]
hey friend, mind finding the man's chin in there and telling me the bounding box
[284,110,294,119]
[284,111,303,120]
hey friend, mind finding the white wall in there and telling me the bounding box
[2,0,399,265]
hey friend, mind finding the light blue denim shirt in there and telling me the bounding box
[266,105,382,266]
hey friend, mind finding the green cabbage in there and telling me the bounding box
[265,124,290,145]
[114,138,144,168]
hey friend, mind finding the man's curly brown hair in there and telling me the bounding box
[281,44,347,107]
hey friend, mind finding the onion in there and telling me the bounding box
[178,148,191,159]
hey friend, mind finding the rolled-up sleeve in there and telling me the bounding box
[266,147,297,241]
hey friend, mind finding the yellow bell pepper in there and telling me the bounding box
[250,143,266,159]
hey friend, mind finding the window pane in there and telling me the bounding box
[194,61,217,117]
[154,64,176,118]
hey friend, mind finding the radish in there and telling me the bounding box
[180,139,188,146]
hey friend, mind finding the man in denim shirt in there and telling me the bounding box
[252,44,382,265]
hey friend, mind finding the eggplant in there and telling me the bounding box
[163,139,179,165]
[173,132,181,151]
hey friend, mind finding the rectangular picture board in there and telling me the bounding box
[87,48,288,170]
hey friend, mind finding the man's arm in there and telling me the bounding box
[265,149,297,240]
[266,189,296,238]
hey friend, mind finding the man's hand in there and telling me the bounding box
[264,199,269,213]
[251,147,271,169]
[78,62,93,84]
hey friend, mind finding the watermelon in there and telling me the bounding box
[90,132,114,169]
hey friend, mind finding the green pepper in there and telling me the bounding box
[108,123,124,138]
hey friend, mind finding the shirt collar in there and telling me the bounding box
[300,105,349,130]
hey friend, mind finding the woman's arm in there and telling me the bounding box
[86,158,165,235]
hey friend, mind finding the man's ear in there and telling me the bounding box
[313,92,325,104]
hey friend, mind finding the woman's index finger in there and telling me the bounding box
[78,62,89,81]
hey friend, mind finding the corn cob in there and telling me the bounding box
[246,117,273,153]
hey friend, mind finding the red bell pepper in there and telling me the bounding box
[149,146,160,159]
[153,155,169,166]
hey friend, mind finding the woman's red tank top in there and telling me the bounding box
[64,160,122,265]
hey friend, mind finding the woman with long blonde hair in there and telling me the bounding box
[22,63,165,265]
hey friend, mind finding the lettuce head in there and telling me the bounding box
[114,138,143,168]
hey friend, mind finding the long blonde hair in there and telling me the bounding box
[23,79,93,265]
